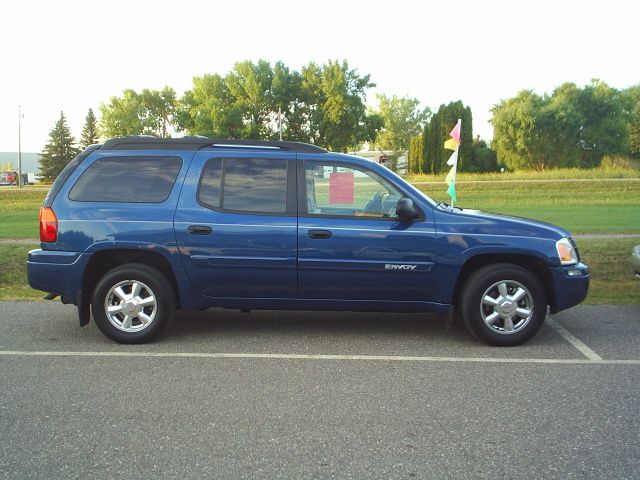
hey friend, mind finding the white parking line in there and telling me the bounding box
[1,350,637,365]
[546,317,603,361]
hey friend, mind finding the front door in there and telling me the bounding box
[175,151,297,299]
[298,159,438,302]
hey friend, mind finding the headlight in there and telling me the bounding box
[556,238,578,265]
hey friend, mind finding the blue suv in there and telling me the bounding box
[28,136,589,345]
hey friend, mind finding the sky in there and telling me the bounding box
[0,0,638,153]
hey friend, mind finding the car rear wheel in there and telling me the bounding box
[92,263,174,344]
[459,263,547,346]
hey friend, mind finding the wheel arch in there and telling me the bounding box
[82,249,181,311]
[452,253,554,308]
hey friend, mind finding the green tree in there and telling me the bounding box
[79,108,99,149]
[100,89,144,137]
[100,87,177,138]
[491,80,631,170]
[407,134,426,174]
[139,87,177,138]
[180,61,293,139]
[424,101,473,174]
[178,74,244,138]
[459,106,474,171]
[492,85,584,170]
[420,123,429,173]
[315,60,379,152]
[178,59,379,150]
[425,105,444,173]
[225,60,274,138]
[39,112,79,182]
[409,136,418,173]
[471,137,498,172]
[621,85,640,159]
[629,104,640,159]
[372,94,431,157]
[270,61,305,140]
[491,91,545,170]
[576,80,628,166]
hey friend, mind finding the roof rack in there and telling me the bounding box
[101,136,327,153]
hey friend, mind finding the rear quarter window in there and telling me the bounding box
[69,156,182,203]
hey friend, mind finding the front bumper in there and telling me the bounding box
[549,262,589,313]
[27,249,90,303]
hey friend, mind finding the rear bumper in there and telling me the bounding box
[27,249,90,303]
[549,262,589,313]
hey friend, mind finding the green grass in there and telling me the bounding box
[1,239,637,303]
[578,238,639,304]
[0,211,40,238]
[0,243,41,301]
[0,189,46,238]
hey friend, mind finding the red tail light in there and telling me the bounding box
[39,207,58,243]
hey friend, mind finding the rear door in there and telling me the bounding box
[297,158,438,302]
[174,151,297,299]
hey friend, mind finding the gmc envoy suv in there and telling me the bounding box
[28,136,589,345]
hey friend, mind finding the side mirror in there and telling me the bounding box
[395,197,421,221]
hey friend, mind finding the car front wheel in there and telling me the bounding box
[91,263,175,344]
[459,263,547,346]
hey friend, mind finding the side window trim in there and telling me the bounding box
[196,156,296,217]
[299,159,422,222]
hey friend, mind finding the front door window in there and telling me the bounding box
[304,162,402,218]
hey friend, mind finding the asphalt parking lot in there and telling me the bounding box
[1,302,639,479]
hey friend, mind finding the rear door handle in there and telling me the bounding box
[187,225,213,235]
[308,229,332,239]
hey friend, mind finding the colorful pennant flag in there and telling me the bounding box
[444,138,458,151]
[444,119,461,205]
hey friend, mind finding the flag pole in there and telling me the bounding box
[451,166,455,208]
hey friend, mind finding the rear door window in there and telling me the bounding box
[198,158,288,214]
[69,156,182,202]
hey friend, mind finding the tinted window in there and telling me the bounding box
[198,158,222,208]
[198,158,288,214]
[69,156,182,203]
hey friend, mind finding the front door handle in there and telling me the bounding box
[308,229,332,239]
[187,225,213,235]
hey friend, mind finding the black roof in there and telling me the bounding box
[100,136,327,154]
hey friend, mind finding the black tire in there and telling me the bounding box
[459,263,547,346]
[91,263,175,344]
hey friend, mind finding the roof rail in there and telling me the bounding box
[100,136,327,153]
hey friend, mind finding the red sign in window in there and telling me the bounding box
[329,172,354,204]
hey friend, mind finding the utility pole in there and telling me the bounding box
[18,105,23,189]
[278,106,283,141]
